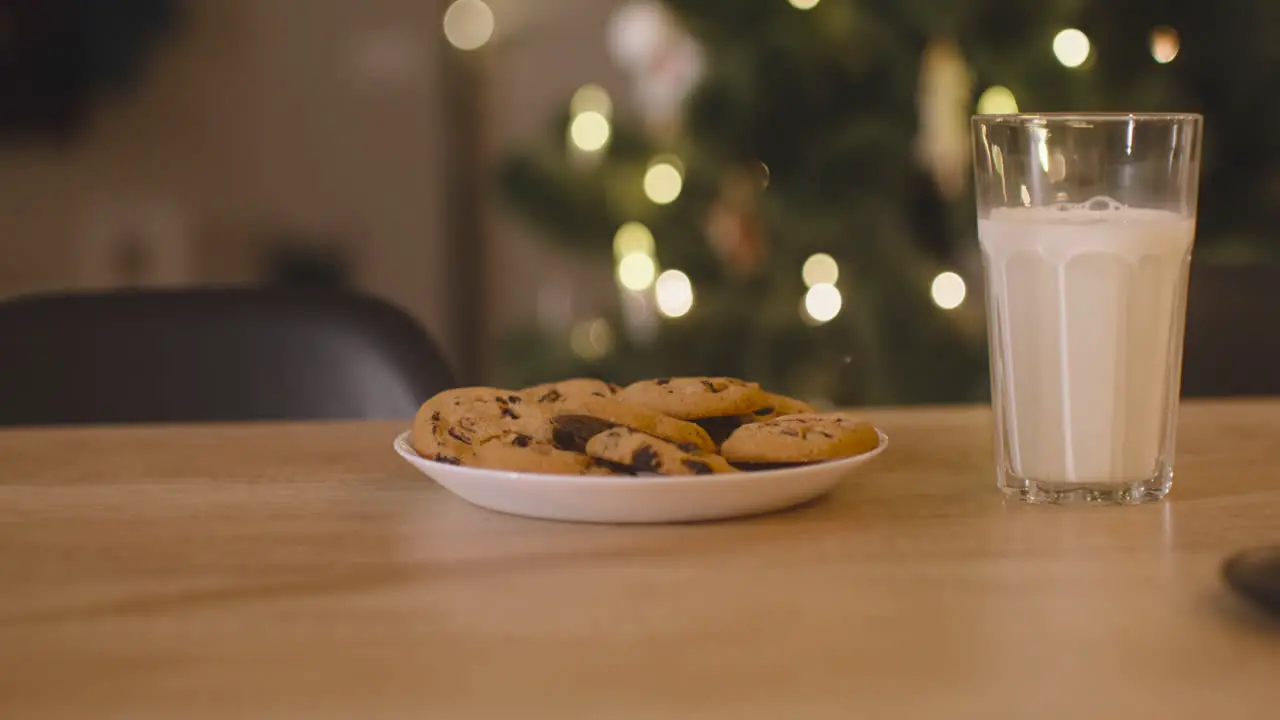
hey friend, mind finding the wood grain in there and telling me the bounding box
[2,400,1279,719]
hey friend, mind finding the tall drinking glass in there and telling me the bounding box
[971,113,1203,505]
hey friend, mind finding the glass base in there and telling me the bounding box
[999,469,1172,506]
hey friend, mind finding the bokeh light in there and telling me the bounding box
[443,0,494,51]
[607,1,667,71]
[655,269,694,318]
[930,272,966,310]
[617,253,657,291]
[570,84,613,118]
[1150,27,1180,64]
[803,283,842,323]
[1052,29,1090,68]
[976,86,1018,115]
[613,222,655,260]
[569,111,611,151]
[801,253,839,287]
[643,158,684,205]
[788,0,821,9]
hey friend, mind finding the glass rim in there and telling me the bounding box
[973,111,1202,124]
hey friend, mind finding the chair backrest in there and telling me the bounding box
[0,286,456,426]
[1182,263,1280,398]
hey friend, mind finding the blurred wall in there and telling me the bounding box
[0,0,626,374]
[0,0,457,363]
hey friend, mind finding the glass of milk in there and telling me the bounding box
[971,113,1203,505]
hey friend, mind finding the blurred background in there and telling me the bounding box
[1,0,1276,408]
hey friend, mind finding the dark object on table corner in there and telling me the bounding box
[1222,545,1280,619]
[0,286,456,426]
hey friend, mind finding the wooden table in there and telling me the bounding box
[2,400,1279,719]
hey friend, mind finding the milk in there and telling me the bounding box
[978,199,1195,485]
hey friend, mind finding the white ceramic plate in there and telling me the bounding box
[392,429,888,524]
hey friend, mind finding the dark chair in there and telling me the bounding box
[1182,263,1280,398]
[0,286,456,426]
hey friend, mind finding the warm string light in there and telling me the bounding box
[803,284,842,324]
[655,270,694,318]
[1053,28,1090,68]
[614,221,658,292]
[568,84,613,155]
[1150,26,1180,64]
[801,253,838,287]
[976,86,1018,115]
[611,222,692,319]
[787,0,821,9]
[569,112,611,152]
[931,272,966,310]
[613,222,655,260]
[570,84,612,117]
[443,0,494,51]
[800,254,842,323]
[617,253,657,291]
[643,156,684,204]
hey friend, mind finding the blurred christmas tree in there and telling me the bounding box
[493,0,1280,406]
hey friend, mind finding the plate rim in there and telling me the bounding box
[392,428,888,484]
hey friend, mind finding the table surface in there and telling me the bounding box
[2,400,1279,719]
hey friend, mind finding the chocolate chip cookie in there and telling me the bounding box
[549,394,716,454]
[469,432,596,474]
[411,387,496,463]
[693,391,817,446]
[748,392,816,421]
[617,377,766,420]
[521,377,620,405]
[584,427,737,475]
[414,386,550,460]
[719,412,880,464]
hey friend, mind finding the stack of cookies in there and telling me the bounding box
[410,377,880,476]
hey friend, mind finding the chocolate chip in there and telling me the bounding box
[551,415,618,452]
[448,427,473,445]
[507,394,522,404]
[677,442,701,453]
[432,454,462,466]
[500,406,520,420]
[630,446,661,472]
[752,406,775,417]
[682,459,714,475]
[511,434,533,448]
[701,379,726,393]
[431,411,442,422]
[694,416,746,446]
[655,378,671,386]
[538,389,563,403]
[593,459,638,475]
[551,428,584,452]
